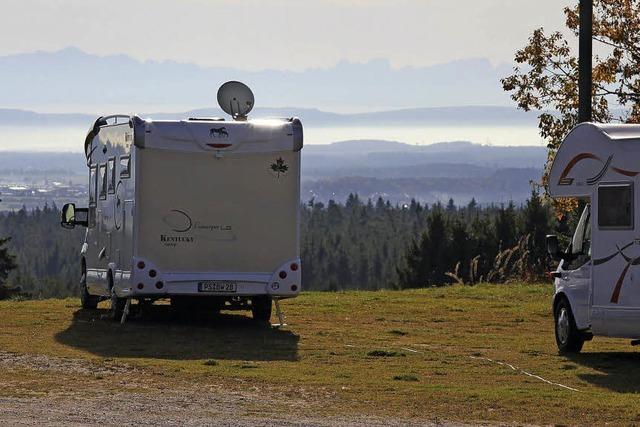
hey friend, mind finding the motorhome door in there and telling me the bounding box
[559,205,591,328]
[591,181,640,335]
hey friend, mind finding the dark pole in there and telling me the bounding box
[578,0,593,123]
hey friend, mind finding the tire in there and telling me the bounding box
[171,297,221,321]
[108,273,126,321]
[80,271,99,310]
[171,297,191,320]
[554,298,584,354]
[251,296,272,323]
[110,294,127,321]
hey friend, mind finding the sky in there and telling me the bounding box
[1,0,575,150]
[1,0,574,71]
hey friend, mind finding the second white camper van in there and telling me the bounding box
[547,122,640,352]
[61,82,303,323]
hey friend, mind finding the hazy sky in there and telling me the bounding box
[2,0,574,70]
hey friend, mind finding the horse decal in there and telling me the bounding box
[209,127,229,138]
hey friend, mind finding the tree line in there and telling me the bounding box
[302,191,560,291]
[0,204,84,298]
[0,193,564,299]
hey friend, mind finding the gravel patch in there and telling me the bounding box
[0,351,464,426]
[0,351,135,376]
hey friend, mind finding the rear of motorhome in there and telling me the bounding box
[61,85,303,322]
[547,123,640,352]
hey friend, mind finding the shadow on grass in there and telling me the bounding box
[54,305,299,362]
[568,351,640,393]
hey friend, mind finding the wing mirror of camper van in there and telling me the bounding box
[546,234,562,260]
[61,203,89,229]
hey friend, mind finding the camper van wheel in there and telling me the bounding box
[251,297,272,323]
[170,297,191,320]
[80,271,98,310]
[110,296,127,321]
[554,298,584,354]
[107,272,127,321]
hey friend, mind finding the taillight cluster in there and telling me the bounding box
[136,260,163,291]
[276,262,300,293]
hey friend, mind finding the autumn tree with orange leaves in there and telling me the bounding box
[502,0,640,213]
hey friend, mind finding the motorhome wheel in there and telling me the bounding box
[251,296,272,322]
[110,294,127,321]
[170,297,221,321]
[108,273,126,321]
[554,298,584,354]
[79,270,98,310]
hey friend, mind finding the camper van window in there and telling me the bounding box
[598,183,633,229]
[565,204,592,271]
[107,158,116,194]
[99,164,107,200]
[120,155,131,178]
[89,165,97,206]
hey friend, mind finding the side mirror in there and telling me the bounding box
[546,234,562,260]
[61,203,89,229]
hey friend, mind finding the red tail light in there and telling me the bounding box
[137,283,144,290]
[290,263,299,271]
[137,261,145,269]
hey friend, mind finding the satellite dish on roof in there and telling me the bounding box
[217,81,254,121]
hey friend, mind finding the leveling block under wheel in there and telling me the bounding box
[272,298,287,328]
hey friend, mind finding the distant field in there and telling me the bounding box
[1,284,639,425]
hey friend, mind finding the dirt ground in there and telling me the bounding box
[0,350,455,427]
[3,286,639,426]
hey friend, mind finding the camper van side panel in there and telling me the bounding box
[84,123,135,296]
[591,175,640,337]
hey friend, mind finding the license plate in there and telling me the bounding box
[198,281,237,293]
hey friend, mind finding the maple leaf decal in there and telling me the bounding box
[270,157,289,178]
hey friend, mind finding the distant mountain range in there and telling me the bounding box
[302,140,545,176]
[301,139,544,204]
[0,47,517,111]
[0,140,545,206]
[0,105,540,128]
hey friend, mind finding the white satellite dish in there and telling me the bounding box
[217,81,255,120]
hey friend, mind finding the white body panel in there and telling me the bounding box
[82,116,303,301]
[549,123,640,338]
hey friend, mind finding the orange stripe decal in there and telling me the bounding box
[558,153,601,185]
[610,262,631,304]
[612,167,639,177]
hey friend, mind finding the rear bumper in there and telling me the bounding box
[119,258,301,299]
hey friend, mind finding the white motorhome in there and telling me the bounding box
[61,82,303,323]
[547,122,640,352]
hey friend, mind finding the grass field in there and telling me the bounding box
[1,283,640,425]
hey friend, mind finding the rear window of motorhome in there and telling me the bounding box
[108,158,116,194]
[598,183,633,229]
[120,155,131,178]
[99,164,107,200]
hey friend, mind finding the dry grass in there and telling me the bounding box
[1,283,640,425]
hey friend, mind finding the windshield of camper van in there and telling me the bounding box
[571,204,591,257]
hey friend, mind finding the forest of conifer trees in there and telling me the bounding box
[0,192,562,299]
